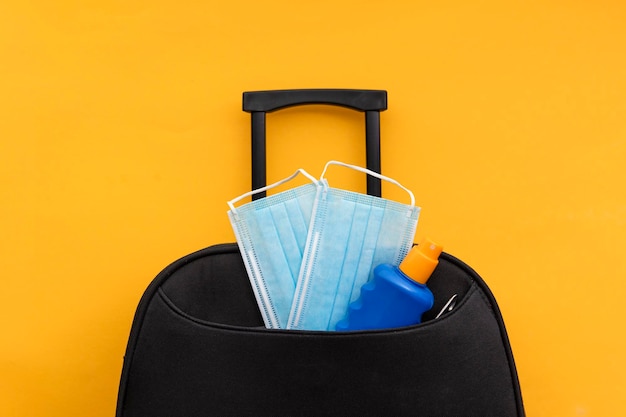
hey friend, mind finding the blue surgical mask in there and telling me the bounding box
[287,161,420,331]
[228,169,320,329]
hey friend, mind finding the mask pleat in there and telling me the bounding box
[327,201,382,329]
[313,196,356,325]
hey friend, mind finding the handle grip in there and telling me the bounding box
[242,89,387,199]
[243,89,387,113]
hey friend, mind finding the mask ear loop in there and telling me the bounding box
[320,160,416,208]
[228,168,320,215]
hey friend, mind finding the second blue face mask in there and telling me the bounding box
[287,161,420,331]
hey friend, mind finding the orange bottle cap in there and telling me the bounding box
[399,238,443,284]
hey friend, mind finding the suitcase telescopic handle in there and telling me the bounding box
[243,89,388,200]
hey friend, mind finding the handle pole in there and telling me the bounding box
[365,110,382,197]
[251,112,266,200]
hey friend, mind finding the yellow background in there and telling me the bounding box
[1,1,625,415]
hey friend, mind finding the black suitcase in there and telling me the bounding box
[116,89,525,416]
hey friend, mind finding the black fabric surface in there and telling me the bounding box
[116,243,524,416]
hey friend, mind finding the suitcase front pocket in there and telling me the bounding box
[125,279,517,417]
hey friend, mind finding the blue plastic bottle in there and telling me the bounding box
[335,238,443,331]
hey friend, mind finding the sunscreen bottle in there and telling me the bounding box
[335,238,443,331]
